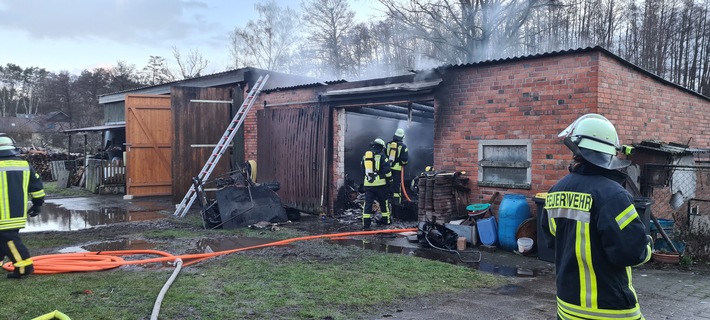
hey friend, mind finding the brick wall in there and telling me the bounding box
[597,55,710,147]
[434,52,603,215]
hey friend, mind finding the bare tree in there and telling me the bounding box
[0,64,22,117]
[140,56,175,86]
[302,0,356,78]
[377,0,557,64]
[228,1,301,72]
[173,47,210,79]
[108,61,143,92]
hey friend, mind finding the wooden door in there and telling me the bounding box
[125,94,172,197]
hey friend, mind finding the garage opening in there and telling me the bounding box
[322,78,440,216]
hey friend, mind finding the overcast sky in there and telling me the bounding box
[0,0,385,74]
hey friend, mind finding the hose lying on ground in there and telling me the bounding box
[2,228,417,274]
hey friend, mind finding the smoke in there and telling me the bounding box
[343,113,434,186]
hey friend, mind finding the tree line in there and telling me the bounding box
[232,0,710,95]
[2,0,709,131]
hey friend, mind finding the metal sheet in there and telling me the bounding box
[257,107,330,214]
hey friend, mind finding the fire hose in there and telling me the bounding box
[400,166,412,201]
[5,228,415,320]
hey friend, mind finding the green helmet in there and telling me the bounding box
[559,114,630,170]
[394,128,405,139]
[0,134,18,156]
[371,138,386,148]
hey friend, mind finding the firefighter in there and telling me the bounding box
[541,114,652,320]
[386,129,409,214]
[361,138,393,228]
[0,134,45,279]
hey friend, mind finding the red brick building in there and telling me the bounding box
[242,47,710,218]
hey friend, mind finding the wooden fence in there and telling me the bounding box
[86,159,126,194]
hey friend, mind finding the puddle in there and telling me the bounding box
[22,198,172,232]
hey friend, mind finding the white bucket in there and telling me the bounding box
[517,237,534,253]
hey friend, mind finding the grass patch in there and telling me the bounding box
[43,181,93,198]
[0,240,504,319]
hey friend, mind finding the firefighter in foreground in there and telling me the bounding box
[0,134,45,279]
[361,138,392,228]
[541,114,652,320]
[386,128,409,217]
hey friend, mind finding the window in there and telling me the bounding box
[478,139,531,189]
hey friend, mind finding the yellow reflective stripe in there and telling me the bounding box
[31,190,46,198]
[23,168,30,212]
[548,208,590,223]
[7,240,23,262]
[0,218,27,230]
[1,171,8,220]
[549,216,557,236]
[615,204,638,230]
[558,297,642,319]
[14,259,33,267]
[575,221,596,307]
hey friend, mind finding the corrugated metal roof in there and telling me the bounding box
[98,67,322,104]
[262,79,347,92]
[62,123,126,134]
[321,79,442,96]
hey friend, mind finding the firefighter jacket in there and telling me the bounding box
[386,140,408,171]
[0,156,45,231]
[361,150,392,187]
[541,163,651,320]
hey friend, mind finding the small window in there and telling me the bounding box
[478,139,531,189]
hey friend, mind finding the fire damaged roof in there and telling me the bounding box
[262,79,348,92]
[321,79,442,97]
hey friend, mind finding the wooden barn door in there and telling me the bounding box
[171,87,234,203]
[125,94,172,197]
[257,106,331,214]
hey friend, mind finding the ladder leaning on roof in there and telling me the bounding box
[173,74,269,217]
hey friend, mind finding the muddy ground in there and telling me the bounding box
[21,194,710,320]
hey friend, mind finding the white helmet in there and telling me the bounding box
[0,134,18,157]
[559,114,631,170]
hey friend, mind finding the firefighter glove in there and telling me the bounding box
[367,173,376,183]
[28,205,42,217]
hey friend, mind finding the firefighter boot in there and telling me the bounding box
[7,261,34,279]
[363,218,372,230]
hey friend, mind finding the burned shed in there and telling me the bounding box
[244,46,710,219]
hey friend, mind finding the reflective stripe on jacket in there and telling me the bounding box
[0,158,45,230]
[541,163,651,319]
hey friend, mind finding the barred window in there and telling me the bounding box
[477,139,531,189]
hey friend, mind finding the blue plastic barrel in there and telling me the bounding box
[498,194,531,251]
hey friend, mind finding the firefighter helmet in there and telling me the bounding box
[394,128,405,139]
[0,134,18,156]
[371,138,386,148]
[558,114,631,170]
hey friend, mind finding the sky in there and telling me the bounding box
[0,0,386,75]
